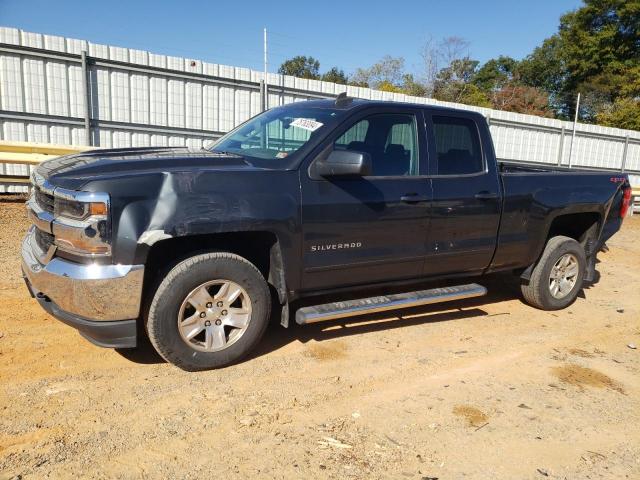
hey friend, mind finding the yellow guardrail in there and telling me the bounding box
[0,140,92,187]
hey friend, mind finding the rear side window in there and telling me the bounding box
[432,116,483,175]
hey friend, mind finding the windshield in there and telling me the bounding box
[207,105,342,161]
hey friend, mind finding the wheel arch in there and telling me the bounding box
[140,231,288,318]
[522,210,602,281]
[546,211,602,246]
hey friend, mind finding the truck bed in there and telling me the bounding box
[490,161,628,274]
[499,160,622,176]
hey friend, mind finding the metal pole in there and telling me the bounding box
[263,28,268,111]
[621,135,629,172]
[557,126,565,166]
[568,92,580,168]
[80,51,92,146]
[259,80,265,112]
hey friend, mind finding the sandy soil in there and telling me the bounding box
[0,195,638,479]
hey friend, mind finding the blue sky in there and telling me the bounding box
[1,0,582,75]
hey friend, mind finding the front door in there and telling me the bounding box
[300,108,431,291]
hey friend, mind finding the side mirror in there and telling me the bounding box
[315,150,372,177]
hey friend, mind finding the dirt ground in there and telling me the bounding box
[0,195,638,479]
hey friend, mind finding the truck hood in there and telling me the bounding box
[37,147,260,190]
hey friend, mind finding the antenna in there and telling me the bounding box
[335,92,353,107]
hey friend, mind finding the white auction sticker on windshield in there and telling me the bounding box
[290,118,323,132]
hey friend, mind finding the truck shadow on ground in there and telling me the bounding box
[249,273,522,362]
[111,263,601,366]
[116,272,535,366]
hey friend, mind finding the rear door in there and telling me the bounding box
[299,106,431,291]
[423,112,501,276]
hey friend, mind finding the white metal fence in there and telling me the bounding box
[1,26,639,191]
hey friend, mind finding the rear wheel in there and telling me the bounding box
[520,235,586,310]
[147,252,271,371]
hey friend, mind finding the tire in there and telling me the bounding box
[147,252,271,371]
[520,235,586,310]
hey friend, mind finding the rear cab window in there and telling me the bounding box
[430,115,484,175]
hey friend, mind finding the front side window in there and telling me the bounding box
[208,105,341,161]
[432,116,483,175]
[334,114,419,176]
[335,119,369,148]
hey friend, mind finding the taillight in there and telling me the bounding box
[620,187,632,218]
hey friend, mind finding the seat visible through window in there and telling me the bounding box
[380,144,410,176]
[334,114,419,176]
[432,116,483,175]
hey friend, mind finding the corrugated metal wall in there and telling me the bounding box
[1,26,639,191]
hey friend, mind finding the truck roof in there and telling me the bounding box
[297,98,485,118]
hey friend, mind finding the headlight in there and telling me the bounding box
[52,190,111,256]
[54,197,108,220]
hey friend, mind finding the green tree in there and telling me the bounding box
[377,80,403,93]
[518,36,567,111]
[401,74,427,97]
[321,67,348,84]
[472,56,519,92]
[519,0,639,128]
[348,56,430,95]
[558,0,639,94]
[458,84,492,107]
[597,98,640,130]
[278,56,320,79]
[471,55,553,115]
[433,58,491,106]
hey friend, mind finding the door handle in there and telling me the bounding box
[474,191,498,200]
[400,194,429,203]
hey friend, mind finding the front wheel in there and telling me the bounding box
[147,252,271,371]
[520,235,586,310]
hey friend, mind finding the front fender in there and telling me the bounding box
[83,169,302,289]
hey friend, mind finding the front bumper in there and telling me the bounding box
[21,227,144,348]
[28,287,138,348]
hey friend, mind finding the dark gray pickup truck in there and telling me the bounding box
[22,95,632,370]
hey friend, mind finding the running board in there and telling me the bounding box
[295,283,487,325]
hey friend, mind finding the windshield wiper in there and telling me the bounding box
[209,149,244,158]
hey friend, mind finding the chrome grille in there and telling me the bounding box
[34,228,55,253]
[34,186,54,214]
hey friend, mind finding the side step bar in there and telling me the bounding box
[295,283,487,325]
